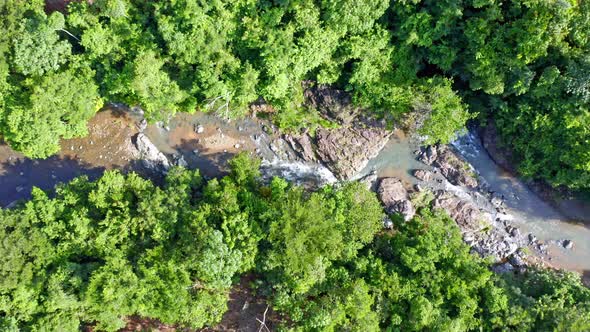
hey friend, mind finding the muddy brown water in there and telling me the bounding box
[0,109,143,206]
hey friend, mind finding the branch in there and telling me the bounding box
[256,305,270,332]
[58,28,80,42]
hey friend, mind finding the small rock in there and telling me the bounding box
[562,239,574,250]
[19,172,24,176]
[238,126,243,132]
[234,143,241,149]
[528,233,537,243]
[493,262,515,273]
[223,149,227,153]
[509,254,526,267]
[383,216,393,229]
[175,155,188,168]
[490,195,503,208]
[510,227,521,238]
[137,119,148,131]
[15,186,24,193]
[193,149,199,155]
[195,124,205,134]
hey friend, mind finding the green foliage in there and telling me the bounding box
[1,155,589,330]
[129,50,188,121]
[0,157,262,330]
[12,12,72,77]
[2,66,101,158]
[261,181,384,294]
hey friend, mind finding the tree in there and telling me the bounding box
[12,12,72,77]
[129,50,188,121]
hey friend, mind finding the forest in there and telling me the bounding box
[0,0,588,189]
[1,0,590,330]
[0,154,589,331]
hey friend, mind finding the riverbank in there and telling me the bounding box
[0,98,588,284]
[481,122,590,224]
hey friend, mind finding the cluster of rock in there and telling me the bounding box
[372,142,548,273]
[418,145,478,188]
[377,178,415,222]
[282,85,393,180]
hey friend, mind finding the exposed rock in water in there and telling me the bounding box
[135,133,170,171]
[413,169,433,181]
[419,145,477,188]
[315,127,392,180]
[433,146,478,188]
[284,134,317,162]
[432,190,488,232]
[418,145,438,165]
[562,239,574,250]
[377,177,415,221]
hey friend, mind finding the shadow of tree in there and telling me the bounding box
[0,154,105,207]
[168,137,238,178]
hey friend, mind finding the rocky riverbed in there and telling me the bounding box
[0,85,588,283]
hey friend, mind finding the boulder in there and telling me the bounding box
[136,133,170,171]
[413,169,433,182]
[418,146,438,165]
[378,178,415,221]
[314,127,391,180]
[284,134,317,162]
[509,254,526,267]
[433,147,478,188]
[432,190,485,231]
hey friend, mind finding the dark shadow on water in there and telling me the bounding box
[170,138,237,178]
[583,270,590,288]
[0,155,106,207]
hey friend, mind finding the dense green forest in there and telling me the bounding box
[0,154,589,331]
[0,0,589,189]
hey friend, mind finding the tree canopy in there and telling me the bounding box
[1,0,589,185]
[0,154,589,331]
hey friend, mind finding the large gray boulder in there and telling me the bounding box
[136,133,170,171]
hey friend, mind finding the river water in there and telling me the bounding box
[0,109,588,278]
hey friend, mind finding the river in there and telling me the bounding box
[0,109,588,280]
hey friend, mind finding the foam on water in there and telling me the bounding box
[260,158,338,187]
